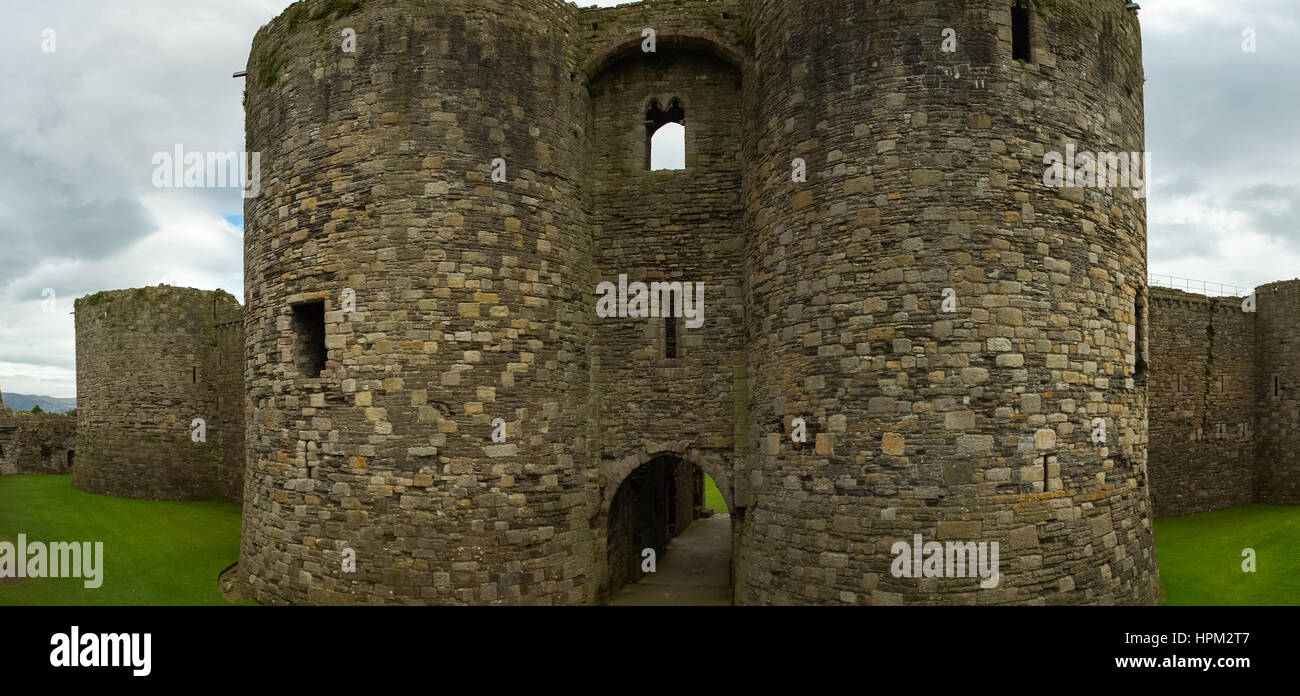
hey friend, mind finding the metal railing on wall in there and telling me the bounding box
[1148,274,1247,298]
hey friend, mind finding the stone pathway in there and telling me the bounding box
[610,514,732,606]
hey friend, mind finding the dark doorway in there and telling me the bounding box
[604,455,732,605]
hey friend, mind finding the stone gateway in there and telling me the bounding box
[235,0,1159,605]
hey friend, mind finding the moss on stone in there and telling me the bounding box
[253,44,288,89]
[1032,0,1089,28]
[310,0,363,22]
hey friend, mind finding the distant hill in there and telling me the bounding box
[2,393,77,414]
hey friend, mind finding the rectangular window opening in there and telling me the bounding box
[291,301,328,377]
[1012,4,1032,62]
[192,366,198,384]
[665,316,678,359]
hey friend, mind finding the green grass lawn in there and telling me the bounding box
[704,474,728,514]
[0,475,248,606]
[4,473,1294,605]
[1155,504,1300,606]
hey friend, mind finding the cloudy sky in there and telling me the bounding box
[0,0,1295,399]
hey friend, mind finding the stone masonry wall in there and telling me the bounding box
[213,317,248,500]
[740,0,1157,605]
[240,0,597,606]
[583,36,745,586]
[1252,280,1300,506]
[1147,289,1255,517]
[73,286,245,501]
[672,457,699,535]
[0,392,77,476]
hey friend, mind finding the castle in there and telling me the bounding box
[234,0,1155,605]
[10,0,1289,606]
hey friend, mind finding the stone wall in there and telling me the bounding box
[1146,281,1300,516]
[740,0,1156,605]
[672,458,700,536]
[1252,281,1300,506]
[1147,288,1255,517]
[0,391,77,476]
[586,43,744,492]
[582,17,746,589]
[237,0,1159,606]
[73,286,245,501]
[213,317,248,500]
[240,0,596,606]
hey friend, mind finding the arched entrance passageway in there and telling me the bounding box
[604,454,732,605]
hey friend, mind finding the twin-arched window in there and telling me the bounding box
[646,98,685,171]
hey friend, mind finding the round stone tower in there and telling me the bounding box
[740,0,1157,604]
[74,286,244,500]
[239,0,596,604]
[1252,280,1300,506]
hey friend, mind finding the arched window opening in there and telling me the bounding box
[646,98,686,171]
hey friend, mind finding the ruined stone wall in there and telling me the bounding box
[1147,289,1255,517]
[73,286,244,500]
[576,0,747,599]
[1252,280,1300,505]
[0,405,77,476]
[740,0,1156,605]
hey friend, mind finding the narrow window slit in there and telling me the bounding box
[665,316,678,359]
[1012,3,1032,62]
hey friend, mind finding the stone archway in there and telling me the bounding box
[600,444,734,605]
[580,30,746,85]
[600,441,733,515]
